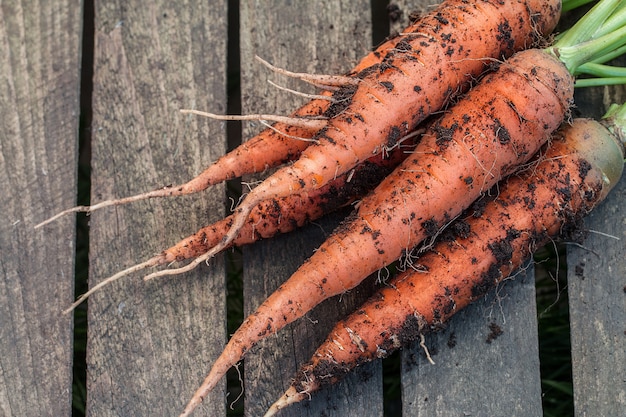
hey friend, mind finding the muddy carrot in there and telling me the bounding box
[178,3,626,414]
[35,0,509,228]
[265,108,626,415]
[169,0,564,272]
[61,138,416,314]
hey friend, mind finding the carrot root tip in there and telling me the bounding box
[62,256,161,314]
[180,109,328,130]
[35,206,91,229]
[263,386,306,417]
[254,55,360,89]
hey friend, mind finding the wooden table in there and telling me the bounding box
[1,1,624,416]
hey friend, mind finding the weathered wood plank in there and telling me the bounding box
[86,1,227,415]
[567,84,626,417]
[238,2,383,416]
[0,1,82,416]
[401,267,543,417]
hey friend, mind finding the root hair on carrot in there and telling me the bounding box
[381,128,424,158]
[536,239,565,318]
[179,109,328,130]
[259,121,321,144]
[416,212,462,256]
[419,333,435,365]
[143,253,209,281]
[459,135,499,192]
[63,256,162,314]
[266,80,336,102]
[376,266,391,285]
[254,55,360,89]
[586,229,619,240]
[35,206,90,229]
[227,362,244,411]
[564,240,601,257]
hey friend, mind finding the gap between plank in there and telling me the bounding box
[72,0,95,416]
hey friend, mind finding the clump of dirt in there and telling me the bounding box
[486,322,504,344]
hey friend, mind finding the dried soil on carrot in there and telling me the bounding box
[179,45,574,417]
[272,117,625,412]
[189,0,563,262]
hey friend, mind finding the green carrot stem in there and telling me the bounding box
[555,0,622,48]
[602,102,626,151]
[550,24,626,74]
[576,62,626,77]
[562,0,602,13]
[588,44,626,65]
[588,4,626,38]
[575,76,626,87]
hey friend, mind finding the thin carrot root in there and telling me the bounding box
[254,55,360,89]
[144,254,209,281]
[62,255,163,314]
[34,186,178,229]
[267,80,337,101]
[179,109,329,131]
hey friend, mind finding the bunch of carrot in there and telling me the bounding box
[54,0,568,309]
[262,102,626,416]
[37,0,626,416]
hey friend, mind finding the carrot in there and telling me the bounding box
[179,47,573,416]
[60,138,415,314]
[179,3,626,414]
[158,0,563,275]
[59,0,564,308]
[157,141,413,264]
[264,110,626,415]
[34,1,474,229]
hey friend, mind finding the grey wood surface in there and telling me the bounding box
[238,2,383,416]
[0,2,81,416]
[401,266,543,417]
[86,1,227,416]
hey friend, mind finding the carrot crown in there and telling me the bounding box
[603,102,626,154]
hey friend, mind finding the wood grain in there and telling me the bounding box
[86,1,228,415]
[401,267,543,417]
[0,1,81,416]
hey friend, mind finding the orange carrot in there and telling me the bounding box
[159,143,412,263]
[264,114,626,415]
[167,0,562,273]
[34,4,466,228]
[61,140,415,314]
[179,46,575,417]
